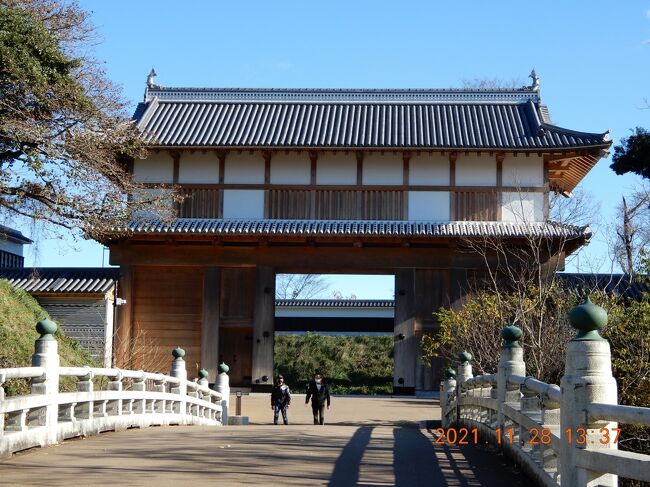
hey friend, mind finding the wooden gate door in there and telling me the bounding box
[219,327,253,386]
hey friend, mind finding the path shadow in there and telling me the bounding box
[394,425,447,486]
[328,426,373,487]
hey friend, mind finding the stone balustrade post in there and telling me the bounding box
[131,372,146,414]
[541,389,561,479]
[197,369,209,389]
[214,362,230,425]
[30,319,60,446]
[169,347,188,420]
[489,375,498,427]
[197,369,211,420]
[456,351,473,384]
[560,298,618,487]
[497,325,525,431]
[107,370,123,417]
[76,369,96,419]
[440,367,456,428]
[520,380,540,454]
[456,351,473,421]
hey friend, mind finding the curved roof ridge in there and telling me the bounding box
[143,86,540,104]
[541,121,610,141]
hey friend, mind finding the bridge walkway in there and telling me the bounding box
[0,395,526,486]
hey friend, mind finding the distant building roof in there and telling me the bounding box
[275,299,394,308]
[0,225,32,245]
[120,218,590,242]
[0,268,119,294]
[558,273,650,301]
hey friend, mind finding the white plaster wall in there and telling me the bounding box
[455,154,496,186]
[178,152,219,184]
[271,153,311,184]
[502,192,544,222]
[363,153,403,185]
[224,153,265,184]
[502,155,544,187]
[222,190,265,219]
[408,191,450,221]
[133,154,174,183]
[317,153,357,185]
[409,153,449,185]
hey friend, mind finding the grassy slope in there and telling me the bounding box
[0,279,99,395]
[274,334,393,394]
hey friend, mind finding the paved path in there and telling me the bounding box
[0,395,527,486]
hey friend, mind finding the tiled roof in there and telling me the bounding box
[558,273,650,301]
[134,86,610,151]
[1,268,119,294]
[0,225,32,244]
[275,299,394,308]
[121,218,590,240]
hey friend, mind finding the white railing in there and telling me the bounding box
[0,320,231,457]
[440,300,650,487]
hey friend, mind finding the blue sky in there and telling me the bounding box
[21,0,650,298]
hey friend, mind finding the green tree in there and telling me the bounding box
[0,1,174,240]
[421,283,578,384]
[610,127,650,180]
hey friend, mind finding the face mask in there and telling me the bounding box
[315,378,322,384]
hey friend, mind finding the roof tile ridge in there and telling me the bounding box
[136,96,159,129]
[540,121,611,141]
[144,86,540,104]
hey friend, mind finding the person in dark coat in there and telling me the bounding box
[305,371,331,425]
[271,375,291,425]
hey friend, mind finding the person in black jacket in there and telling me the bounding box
[305,371,330,425]
[271,375,291,425]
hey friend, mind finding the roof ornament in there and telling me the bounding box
[529,69,540,92]
[146,68,158,89]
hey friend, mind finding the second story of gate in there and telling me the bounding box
[128,72,610,224]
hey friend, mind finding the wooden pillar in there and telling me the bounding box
[414,269,449,390]
[251,266,275,392]
[114,265,133,368]
[394,269,418,395]
[202,267,220,383]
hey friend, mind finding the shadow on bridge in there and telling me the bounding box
[328,422,527,487]
[0,423,528,487]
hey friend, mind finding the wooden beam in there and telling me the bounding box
[356,151,364,185]
[496,153,503,221]
[114,265,133,368]
[403,152,410,218]
[263,151,271,184]
[309,151,317,218]
[449,152,456,220]
[356,151,364,218]
[217,151,226,184]
[309,151,318,185]
[171,151,180,184]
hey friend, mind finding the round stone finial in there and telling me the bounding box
[172,346,185,360]
[218,362,230,375]
[35,318,57,341]
[502,325,523,348]
[198,369,209,380]
[568,297,607,340]
[459,351,472,364]
[444,367,456,379]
